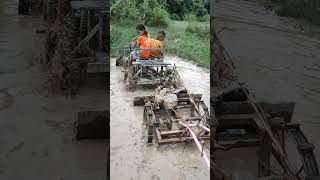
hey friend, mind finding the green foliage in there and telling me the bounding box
[171,13,182,21]
[277,0,320,24]
[197,14,209,22]
[193,0,208,17]
[112,0,209,23]
[144,6,170,27]
[261,0,320,25]
[111,0,140,21]
[185,22,210,39]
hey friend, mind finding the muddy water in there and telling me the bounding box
[110,57,210,180]
[0,0,107,179]
[215,0,320,178]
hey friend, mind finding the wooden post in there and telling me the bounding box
[98,12,107,51]
[80,8,88,38]
[258,132,271,177]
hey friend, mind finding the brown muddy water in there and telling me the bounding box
[0,0,107,179]
[110,57,210,180]
[214,0,320,178]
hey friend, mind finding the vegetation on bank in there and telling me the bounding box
[110,0,210,68]
[261,0,320,25]
[111,21,210,68]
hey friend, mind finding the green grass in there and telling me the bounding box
[261,0,320,25]
[111,20,210,68]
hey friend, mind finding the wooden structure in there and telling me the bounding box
[134,89,210,145]
[69,0,109,73]
[211,86,319,179]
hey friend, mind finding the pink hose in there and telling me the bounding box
[179,121,210,169]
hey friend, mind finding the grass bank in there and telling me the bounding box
[111,21,210,68]
[261,0,320,25]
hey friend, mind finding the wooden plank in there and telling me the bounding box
[70,23,100,56]
[159,136,210,144]
[258,134,271,177]
[132,61,171,66]
[87,62,109,73]
[217,114,257,120]
[99,13,104,50]
[158,137,193,144]
[214,102,295,122]
[160,129,188,136]
[67,57,95,63]
[156,128,162,140]
[217,139,261,148]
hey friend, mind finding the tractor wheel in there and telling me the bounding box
[262,124,319,179]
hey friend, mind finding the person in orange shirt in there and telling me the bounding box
[150,31,166,59]
[130,24,151,60]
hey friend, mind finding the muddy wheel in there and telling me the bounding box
[143,105,154,143]
[263,125,319,178]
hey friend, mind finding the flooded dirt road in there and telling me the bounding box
[214,0,320,178]
[0,0,107,179]
[110,57,210,180]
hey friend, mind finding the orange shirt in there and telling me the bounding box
[150,38,163,58]
[136,34,151,58]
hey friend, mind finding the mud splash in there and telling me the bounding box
[110,57,210,180]
[0,0,107,179]
[215,0,320,178]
